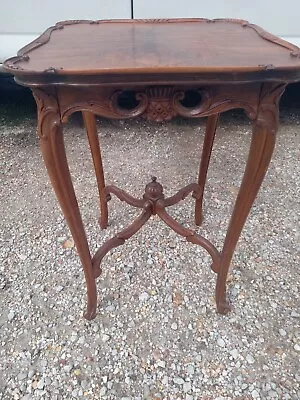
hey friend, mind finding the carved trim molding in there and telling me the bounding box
[242,23,300,59]
[33,83,284,132]
[59,85,258,123]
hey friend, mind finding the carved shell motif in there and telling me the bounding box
[143,87,177,122]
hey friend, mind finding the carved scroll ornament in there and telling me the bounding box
[60,85,258,123]
[32,88,61,140]
[33,83,284,130]
[256,82,287,133]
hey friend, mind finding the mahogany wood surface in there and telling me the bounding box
[3,19,300,84]
[4,19,300,320]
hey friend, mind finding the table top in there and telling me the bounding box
[4,19,300,84]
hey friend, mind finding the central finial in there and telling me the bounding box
[144,177,164,204]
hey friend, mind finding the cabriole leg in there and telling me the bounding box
[215,83,286,314]
[82,111,109,229]
[33,90,98,320]
[195,114,219,226]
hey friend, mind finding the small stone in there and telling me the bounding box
[36,378,44,390]
[291,311,299,318]
[100,387,107,396]
[17,372,27,381]
[139,292,150,302]
[40,360,47,368]
[157,360,166,368]
[279,329,287,336]
[173,377,184,385]
[102,334,110,342]
[73,369,81,376]
[93,325,99,333]
[172,291,184,306]
[35,390,45,397]
[81,380,88,389]
[8,311,15,321]
[105,305,116,312]
[143,384,151,398]
[31,381,38,390]
[171,323,178,330]
[187,364,195,375]
[125,377,130,384]
[44,377,51,386]
[28,370,35,379]
[230,349,239,359]
[217,338,225,347]
[128,320,135,328]
[62,238,74,249]
[268,390,278,398]
[21,395,32,400]
[162,376,168,385]
[70,332,78,343]
[64,364,73,373]
[54,285,64,292]
[246,354,255,364]
[251,389,260,399]
[107,381,113,389]
[186,395,194,400]
[153,350,161,360]
[294,344,300,352]
[183,381,192,393]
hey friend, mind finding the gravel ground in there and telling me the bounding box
[0,96,299,400]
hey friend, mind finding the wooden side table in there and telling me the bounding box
[4,19,300,320]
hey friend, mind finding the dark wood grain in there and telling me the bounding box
[3,19,300,84]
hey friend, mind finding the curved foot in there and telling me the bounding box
[216,300,232,315]
[83,305,97,320]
